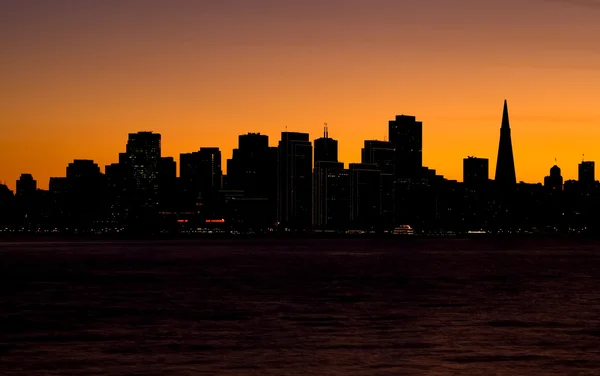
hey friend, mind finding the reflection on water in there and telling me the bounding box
[1,239,600,375]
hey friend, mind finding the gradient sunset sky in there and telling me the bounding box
[2,0,600,190]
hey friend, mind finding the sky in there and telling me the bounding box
[2,0,600,190]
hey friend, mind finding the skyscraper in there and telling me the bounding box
[314,125,338,165]
[361,140,395,228]
[125,132,161,200]
[313,127,349,229]
[0,183,15,227]
[349,163,381,229]
[226,133,278,228]
[494,100,517,186]
[158,157,177,211]
[15,173,38,230]
[277,132,312,229]
[227,133,277,199]
[579,161,595,185]
[361,140,394,174]
[180,147,223,219]
[65,159,105,228]
[463,157,489,186]
[388,115,422,179]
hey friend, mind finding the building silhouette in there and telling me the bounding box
[463,157,489,186]
[389,115,422,179]
[122,132,162,230]
[0,183,15,227]
[544,165,563,191]
[494,100,517,186]
[105,159,128,225]
[314,125,338,164]
[277,132,312,229]
[313,127,350,229]
[361,140,395,228]
[226,133,278,229]
[579,161,595,185]
[361,140,394,175]
[158,157,177,212]
[349,163,381,229]
[126,132,161,195]
[11,100,600,236]
[180,147,223,220]
[65,160,105,229]
[15,174,38,230]
[16,173,36,197]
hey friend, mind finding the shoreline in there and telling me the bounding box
[0,232,598,243]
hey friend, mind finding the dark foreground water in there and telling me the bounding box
[1,239,600,375]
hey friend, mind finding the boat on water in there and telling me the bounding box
[392,225,415,235]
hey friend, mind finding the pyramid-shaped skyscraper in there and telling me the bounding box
[494,100,517,185]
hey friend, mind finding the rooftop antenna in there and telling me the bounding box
[324,123,328,138]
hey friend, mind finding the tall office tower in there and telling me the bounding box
[64,160,105,228]
[388,115,422,179]
[277,132,312,229]
[361,140,395,228]
[105,162,127,224]
[349,163,382,230]
[0,183,15,226]
[313,127,346,229]
[48,177,68,228]
[226,133,278,228]
[579,161,595,185]
[361,140,394,174]
[314,125,338,166]
[158,157,177,210]
[227,133,276,197]
[463,157,489,186]
[494,100,517,186]
[15,174,38,229]
[125,132,161,201]
[313,162,350,230]
[544,165,563,191]
[180,148,223,219]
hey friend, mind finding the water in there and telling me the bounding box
[2,238,600,375]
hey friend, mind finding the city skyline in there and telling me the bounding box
[1,101,597,191]
[3,1,600,190]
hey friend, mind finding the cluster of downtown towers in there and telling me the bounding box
[1,100,599,234]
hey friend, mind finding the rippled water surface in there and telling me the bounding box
[2,238,600,375]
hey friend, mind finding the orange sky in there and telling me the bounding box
[2,0,600,191]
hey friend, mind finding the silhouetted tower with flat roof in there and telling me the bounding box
[180,147,222,219]
[389,115,422,179]
[494,100,517,186]
[579,161,595,185]
[226,133,278,228]
[277,132,312,229]
[463,157,489,186]
[361,140,394,175]
[126,132,161,193]
[65,159,105,229]
[361,140,395,228]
